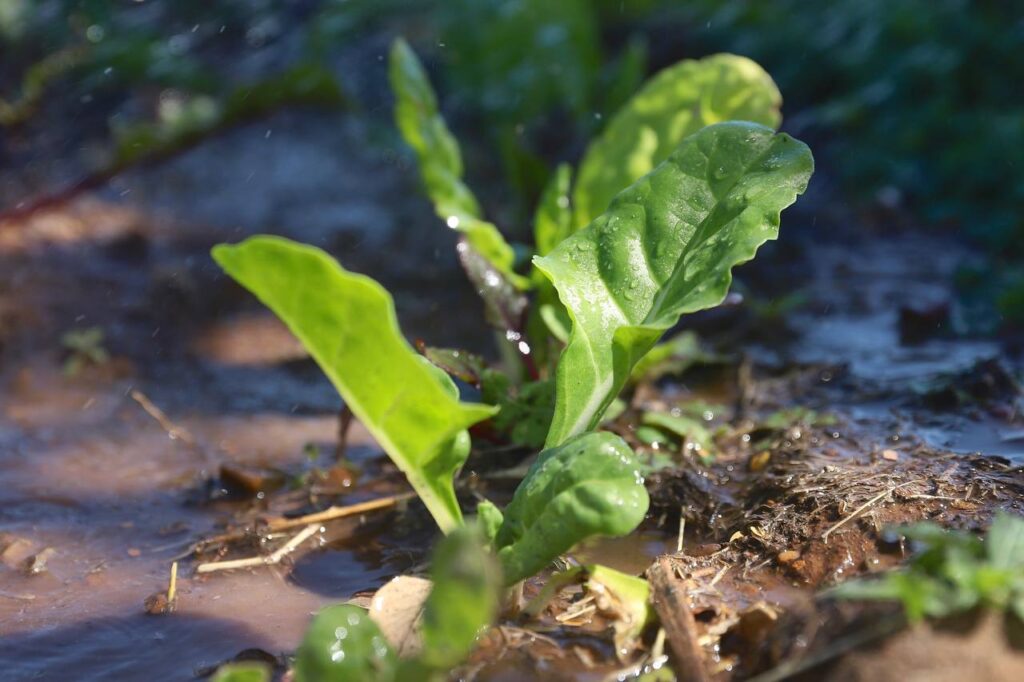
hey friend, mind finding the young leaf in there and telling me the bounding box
[294,604,398,682]
[213,236,497,533]
[642,411,715,455]
[533,164,573,258]
[493,432,649,584]
[419,527,502,670]
[585,564,652,656]
[389,38,523,288]
[629,330,714,383]
[535,122,813,446]
[986,513,1024,571]
[210,663,270,682]
[573,54,783,228]
[480,372,554,449]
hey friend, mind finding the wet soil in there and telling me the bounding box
[2,117,1024,680]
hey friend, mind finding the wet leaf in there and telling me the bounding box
[535,122,813,445]
[389,38,523,287]
[642,412,715,455]
[493,432,649,584]
[573,54,782,228]
[419,345,487,386]
[456,238,528,334]
[294,604,398,682]
[213,237,497,533]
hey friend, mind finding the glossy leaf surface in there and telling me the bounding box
[213,236,496,532]
[294,605,398,682]
[535,122,813,445]
[494,432,648,584]
[573,54,782,228]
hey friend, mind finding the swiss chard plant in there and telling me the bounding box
[831,514,1024,623]
[213,36,812,678]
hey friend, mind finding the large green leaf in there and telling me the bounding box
[535,122,813,446]
[389,38,523,287]
[213,236,497,532]
[493,432,649,584]
[573,54,783,229]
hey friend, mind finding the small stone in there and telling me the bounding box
[22,547,55,575]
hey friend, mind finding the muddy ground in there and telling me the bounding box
[1,105,1024,681]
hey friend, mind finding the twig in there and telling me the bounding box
[195,523,319,574]
[647,557,710,682]
[265,492,415,531]
[167,561,178,606]
[821,482,912,543]
[676,513,686,554]
[130,390,196,447]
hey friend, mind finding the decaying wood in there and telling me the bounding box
[647,556,710,682]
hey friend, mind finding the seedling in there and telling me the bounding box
[61,326,109,376]
[831,514,1024,623]
[214,37,812,678]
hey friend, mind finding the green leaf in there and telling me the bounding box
[294,604,398,682]
[212,236,497,533]
[534,164,573,258]
[629,331,714,383]
[642,412,715,455]
[419,346,487,386]
[585,564,652,651]
[986,513,1024,571]
[419,527,502,670]
[831,572,953,623]
[475,501,504,546]
[388,38,523,287]
[493,432,649,584]
[211,663,270,682]
[480,372,555,449]
[573,54,783,228]
[535,122,813,446]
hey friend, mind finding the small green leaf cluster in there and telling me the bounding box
[831,514,1024,623]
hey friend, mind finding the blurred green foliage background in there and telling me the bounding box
[2,0,1022,325]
